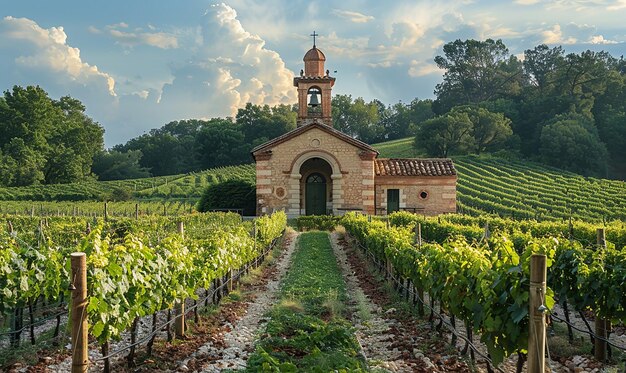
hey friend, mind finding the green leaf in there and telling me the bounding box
[20,276,29,291]
[92,321,105,338]
[107,262,123,277]
[509,304,528,324]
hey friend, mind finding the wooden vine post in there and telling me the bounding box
[413,223,425,315]
[528,254,547,373]
[175,221,186,338]
[594,228,608,362]
[70,252,88,373]
[414,223,422,247]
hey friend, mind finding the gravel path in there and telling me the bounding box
[179,230,299,372]
[330,231,436,372]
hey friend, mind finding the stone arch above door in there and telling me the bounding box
[286,150,344,215]
[287,149,344,177]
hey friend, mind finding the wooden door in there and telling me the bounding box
[305,173,326,215]
[387,189,399,214]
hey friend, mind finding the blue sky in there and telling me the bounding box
[1,1,625,146]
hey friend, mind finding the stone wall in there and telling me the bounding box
[374,176,456,215]
[255,127,375,216]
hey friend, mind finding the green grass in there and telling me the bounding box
[371,137,423,158]
[246,232,367,372]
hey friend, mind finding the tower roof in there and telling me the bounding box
[304,47,326,62]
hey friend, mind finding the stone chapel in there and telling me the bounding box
[252,40,457,217]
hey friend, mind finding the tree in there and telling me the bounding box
[0,85,103,186]
[415,112,473,157]
[114,119,204,176]
[330,95,382,142]
[349,97,382,143]
[451,106,513,154]
[407,99,435,134]
[380,99,436,141]
[539,114,608,177]
[523,44,564,91]
[235,103,295,144]
[92,150,151,180]
[331,94,353,134]
[0,138,45,186]
[594,70,626,178]
[433,39,523,112]
[195,119,248,169]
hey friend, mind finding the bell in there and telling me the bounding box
[309,93,320,107]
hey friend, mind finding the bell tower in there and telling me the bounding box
[293,31,335,127]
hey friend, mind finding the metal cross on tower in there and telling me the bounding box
[310,31,318,47]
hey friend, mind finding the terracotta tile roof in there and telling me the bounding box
[375,158,456,177]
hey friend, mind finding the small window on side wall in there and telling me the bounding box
[419,190,429,200]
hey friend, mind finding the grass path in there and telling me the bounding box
[246,231,367,372]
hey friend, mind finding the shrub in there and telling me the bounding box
[296,215,341,231]
[108,186,134,201]
[197,179,256,216]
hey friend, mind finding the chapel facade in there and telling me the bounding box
[252,40,457,217]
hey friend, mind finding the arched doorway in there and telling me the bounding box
[299,157,333,215]
[305,173,326,215]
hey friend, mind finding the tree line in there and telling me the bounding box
[105,97,436,179]
[421,39,626,178]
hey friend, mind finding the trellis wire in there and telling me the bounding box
[550,313,626,352]
[90,235,279,363]
[350,235,505,373]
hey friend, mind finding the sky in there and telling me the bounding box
[1,1,625,146]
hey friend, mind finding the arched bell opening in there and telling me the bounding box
[307,87,322,117]
[299,157,332,215]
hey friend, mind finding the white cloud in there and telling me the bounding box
[408,60,441,77]
[367,61,394,68]
[542,24,577,44]
[607,0,626,9]
[102,23,180,49]
[108,29,179,49]
[332,9,374,23]
[390,22,427,48]
[481,24,521,38]
[543,0,626,10]
[109,22,129,29]
[589,34,619,44]
[1,16,116,96]
[132,90,150,99]
[156,3,297,118]
[319,32,370,59]
[515,0,542,4]
[88,25,102,34]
